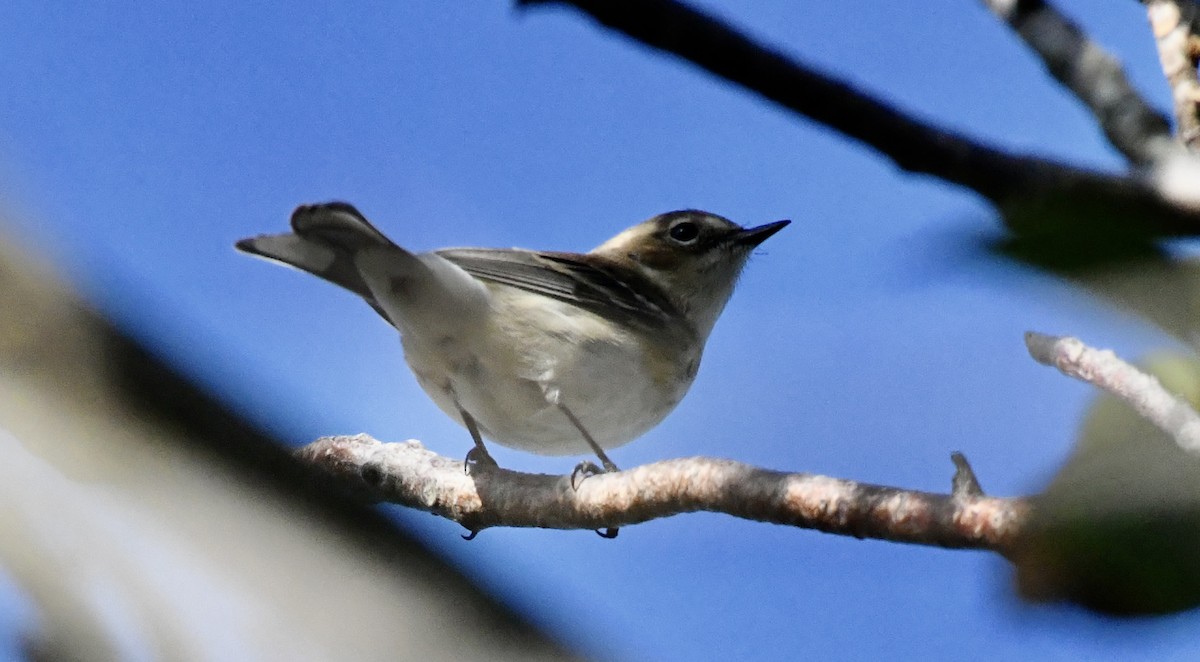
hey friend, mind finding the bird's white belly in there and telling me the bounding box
[400,297,693,456]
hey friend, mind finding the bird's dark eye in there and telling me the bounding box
[668,221,700,244]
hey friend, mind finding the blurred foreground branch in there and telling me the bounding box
[0,231,568,660]
[297,435,1029,552]
[1018,332,1200,614]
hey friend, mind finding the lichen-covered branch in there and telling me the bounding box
[983,0,1178,164]
[1145,0,1200,150]
[1025,331,1200,454]
[293,336,1195,559]
[297,435,1029,552]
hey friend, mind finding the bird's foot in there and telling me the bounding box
[570,460,604,490]
[464,446,499,475]
[569,460,620,540]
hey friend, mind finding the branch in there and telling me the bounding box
[1145,0,1200,150]
[983,0,1178,165]
[1025,332,1200,455]
[296,435,1029,552]
[520,0,1200,236]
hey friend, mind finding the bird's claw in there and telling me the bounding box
[464,446,498,475]
[570,460,604,490]
[568,461,620,539]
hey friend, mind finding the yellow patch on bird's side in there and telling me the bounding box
[641,335,699,402]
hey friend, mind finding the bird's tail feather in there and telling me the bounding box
[237,201,491,333]
[288,201,394,251]
[235,202,399,316]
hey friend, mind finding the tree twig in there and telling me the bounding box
[1145,0,1200,150]
[983,0,1178,165]
[1024,331,1200,455]
[296,434,1029,552]
[951,451,986,497]
[520,0,1200,235]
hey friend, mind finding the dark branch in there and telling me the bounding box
[297,435,1029,553]
[521,0,1200,237]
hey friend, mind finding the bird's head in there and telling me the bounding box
[592,210,789,338]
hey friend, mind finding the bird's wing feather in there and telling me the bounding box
[436,248,679,331]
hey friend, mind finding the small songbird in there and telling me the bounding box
[237,203,788,476]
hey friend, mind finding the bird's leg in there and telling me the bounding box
[456,404,497,474]
[559,404,620,539]
[558,404,619,473]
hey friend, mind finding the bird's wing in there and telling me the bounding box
[436,248,680,331]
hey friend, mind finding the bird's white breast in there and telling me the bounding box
[400,284,696,456]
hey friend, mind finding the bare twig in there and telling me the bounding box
[951,451,986,498]
[520,0,1200,235]
[983,0,1178,165]
[1024,332,1200,454]
[1145,0,1200,150]
[297,435,1029,552]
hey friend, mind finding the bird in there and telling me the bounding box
[236,202,788,478]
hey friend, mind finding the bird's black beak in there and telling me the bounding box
[732,219,791,247]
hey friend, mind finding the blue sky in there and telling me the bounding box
[2,1,1197,659]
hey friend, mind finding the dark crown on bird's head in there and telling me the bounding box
[591,209,790,338]
[592,209,788,268]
